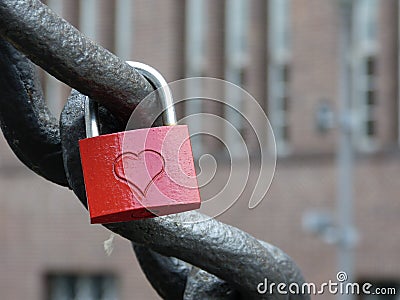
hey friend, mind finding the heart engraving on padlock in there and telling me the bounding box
[113,150,165,200]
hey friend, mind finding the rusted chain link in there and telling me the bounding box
[0,1,310,299]
[0,0,161,125]
[0,38,68,186]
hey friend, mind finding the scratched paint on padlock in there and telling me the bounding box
[79,125,201,224]
[113,150,165,200]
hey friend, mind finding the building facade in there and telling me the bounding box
[0,0,400,299]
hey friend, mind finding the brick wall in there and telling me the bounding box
[0,0,399,299]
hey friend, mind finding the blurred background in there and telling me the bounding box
[0,0,399,299]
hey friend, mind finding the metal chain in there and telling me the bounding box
[0,1,310,299]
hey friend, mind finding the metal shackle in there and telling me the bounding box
[85,61,177,138]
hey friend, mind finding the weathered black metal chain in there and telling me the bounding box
[0,1,309,299]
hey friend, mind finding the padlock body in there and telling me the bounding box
[79,125,201,224]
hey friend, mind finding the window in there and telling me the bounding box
[185,0,208,158]
[268,0,291,155]
[46,273,118,300]
[115,0,134,60]
[352,0,379,151]
[224,0,249,158]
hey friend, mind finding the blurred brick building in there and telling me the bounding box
[0,0,400,299]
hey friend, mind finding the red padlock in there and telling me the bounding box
[79,62,201,224]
